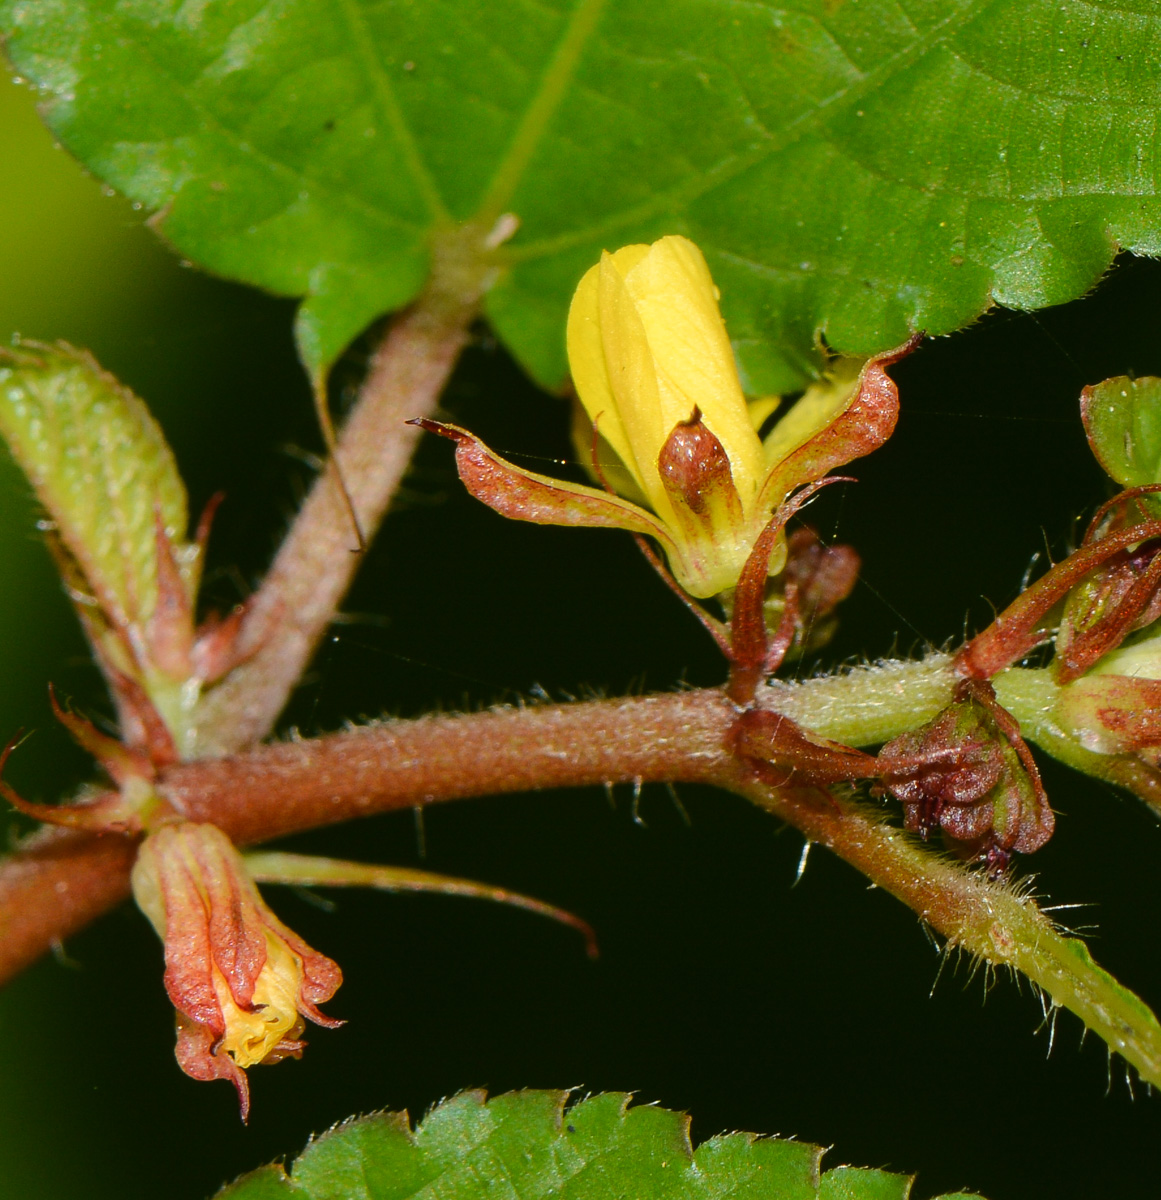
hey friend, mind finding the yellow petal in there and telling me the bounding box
[747,395,781,432]
[620,237,765,504]
[566,258,638,490]
[216,933,304,1068]
[570,397,650,507]
[595,250,679,518]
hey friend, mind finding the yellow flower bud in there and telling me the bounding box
[417,235,911,600]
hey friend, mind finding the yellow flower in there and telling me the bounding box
[417,235,914,599]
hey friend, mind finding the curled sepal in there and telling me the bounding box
[878,680,1054,874]
[243,852,598,959]
[957,516,1161,679]
[410,419,674,543]
[753,333,922,516]
[0,731,150,833]
[131,822,343,1120]
[48,685,156,786]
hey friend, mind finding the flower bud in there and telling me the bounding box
[418,237,910,602]
[131,821,342,1118]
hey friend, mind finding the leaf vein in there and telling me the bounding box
[95,8,425,237]
[507,0,986,261]
[332,0,450,221]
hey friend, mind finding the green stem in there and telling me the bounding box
[757,652,957,745]
[736,775,1161,1088]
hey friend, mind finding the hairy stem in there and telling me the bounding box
[739,780,1161,1087]
[3,660,1158,1082]
[193,296,475,756]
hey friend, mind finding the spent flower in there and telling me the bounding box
[131,821,342,1119]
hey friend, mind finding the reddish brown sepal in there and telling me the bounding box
[0,732,142,833]
[107,669,179,770]
[731,708,878,789]
[729,477,853,702]
[763,527,860,665]
[957,514,1161,679]
[409,418,666,537]
[1055,536,1161,682]
[190,601,256,684]
[755,333,921,513]
[878,680,1054,874]
[48,685,155,786]
[146,508,196,678]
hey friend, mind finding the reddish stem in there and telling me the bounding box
[0,827,137,982]
[0,690,737,985]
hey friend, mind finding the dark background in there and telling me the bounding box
[1,73,1159,1199]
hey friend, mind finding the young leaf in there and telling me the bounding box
[215,1089,984,1200]
[1081,376,1161,514]
[0,341,190,637]
[5,1,1161,391]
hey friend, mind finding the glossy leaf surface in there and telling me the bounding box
[216,1089,984,1199]
[5,1,1161,390]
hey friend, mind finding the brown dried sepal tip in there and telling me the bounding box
[877,680,1054,875]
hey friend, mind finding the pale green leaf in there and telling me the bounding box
[0,340,188,634]
[1081,375,1161,515]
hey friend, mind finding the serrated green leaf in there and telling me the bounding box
[0,340,188,635]
[5,1,1161,391]
[214,1090,985,1200]
[1081,375,1161,514]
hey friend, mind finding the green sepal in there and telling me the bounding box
[1082,376,1161,517]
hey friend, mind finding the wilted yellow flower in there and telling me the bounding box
[131,821,342,1119]
[418,235,913,599]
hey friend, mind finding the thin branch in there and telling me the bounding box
[0,826,136,983]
